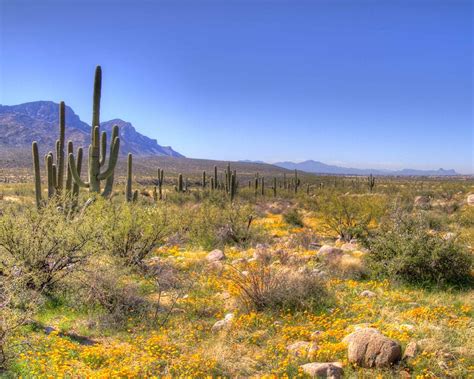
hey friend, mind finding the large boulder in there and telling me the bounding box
[318,245,343,263]
[300,362,343,379]
[468,194,474,206]
[414,196,430,207]
[206,249,225,262]
[344,328,402,368]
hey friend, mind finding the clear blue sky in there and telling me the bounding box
[1,0,472,173]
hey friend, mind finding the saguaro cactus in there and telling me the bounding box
[32,101,70,208]
[68,66,120,197]
[294,169,300,194]
[155,168,164,200]
[177,173,184,192]
[273,177,277,197]
[230,172,237,202]
[368,174,376,192]
[213,166,218,190]
[125,153,138,202]
[202,171,207,188]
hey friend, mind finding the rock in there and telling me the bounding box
[399,370,411,379]
[403,341,418,359]
[467,194,474,206]
[318,245,343,262]
[206,249,225,262]
[231,258,247,265]
[443,232,456,240]
[414,196,430,207]
[310,330,323,341]
[399,324,415,331]
[287,341,312,357]
[300,362,343,379]
[341,242,358,251]
[360,290,376,298]
[211,312,234,333]
[344,328,402,368]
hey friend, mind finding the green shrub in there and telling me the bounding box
[100,203,169,268]
[365,213,473,287]
[0,202,97,292]
[320,194,386,241]
[283,208,304,227]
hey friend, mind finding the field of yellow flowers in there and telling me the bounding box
[8,210,473,378]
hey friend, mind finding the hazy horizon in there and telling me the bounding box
[1,0,472,173]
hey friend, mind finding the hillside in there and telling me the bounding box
[0,101,183,157]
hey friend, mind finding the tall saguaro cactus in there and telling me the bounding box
[155,168,164,200]
[68,66,120,197]
[368,174,376,192]
[32,101,70,208]
[125,153,138,202]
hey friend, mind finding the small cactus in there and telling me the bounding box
[177,173,184,193]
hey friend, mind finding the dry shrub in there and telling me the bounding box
[226,258,327,311]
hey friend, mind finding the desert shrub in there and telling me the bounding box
[100,203,169,268]
[78,265,150,326]
[458,206,474,227]
[365,213,473,287]
[0,271,41,369]
[227,258,327,311]
[283,208,304,227]
[320,194,386,241]
[0,202,96,293]
[183,200,263,249]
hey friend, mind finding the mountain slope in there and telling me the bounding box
[273,160,458,176]
[0,101,183,157]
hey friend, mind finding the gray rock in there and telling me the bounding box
[344,328,402,368]
[206,249,225,262]
[300,362,343,379]
[360,290,376,298]
[403,341,418,359]
[468,194,474,206]
[318,245,343,262]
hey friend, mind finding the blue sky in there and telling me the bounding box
[1,0,472,173]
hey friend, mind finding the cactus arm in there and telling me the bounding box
[52,164,58,189]
[32,142,42,208]
[92,66,101,134]
[72,147,83,198]
[101,126,119,197]
[56,101,66,193]
[68,152,90,188]
[125,153,133,202]
[65,141,73,194]
[97,137,120,180]
[99,131,107,166]
[45,153,55,198]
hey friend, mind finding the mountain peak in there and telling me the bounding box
[0,101,183,157]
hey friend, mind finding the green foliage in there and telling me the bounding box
[320,194,387,241]
[99,203,169,268]
[365,212,473,287]
[0,202,97,293]
[283,208,304,227]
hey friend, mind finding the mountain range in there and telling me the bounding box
[273,160,458,176]
[0,101,183,157]
[0,102,461,176]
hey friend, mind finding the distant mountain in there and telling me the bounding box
[238,159,266,164]
[273,160,458,176]
[0,101,183,157]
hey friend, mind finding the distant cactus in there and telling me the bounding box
[177,173,184,193]
[261,177,265,196]
[210,177,215,190]
[68,66,120,198]
[213,166,218,190]
[273,177,277,197]
[294,169,300,193]
[125,153,138,202]
[202,171,206,188]
[155,168,164,200]
[368,174,376,192]
[230,172,237,202]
